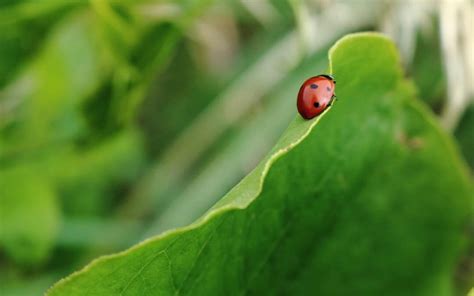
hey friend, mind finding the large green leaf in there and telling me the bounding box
[46,33,473,295]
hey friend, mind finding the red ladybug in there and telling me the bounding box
[297,75,336,119]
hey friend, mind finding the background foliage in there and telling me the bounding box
[0,0,472,295]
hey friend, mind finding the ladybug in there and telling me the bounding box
[297,74,336,119]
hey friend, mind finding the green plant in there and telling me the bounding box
[46,33,473,296]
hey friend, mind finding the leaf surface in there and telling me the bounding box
[47,33,473,296]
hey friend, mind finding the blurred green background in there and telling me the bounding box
[0,0,472,295]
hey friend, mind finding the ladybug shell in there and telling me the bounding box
[297,75,336,119]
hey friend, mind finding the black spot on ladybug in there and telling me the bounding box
[313,102,320,108]
[326,87,331,92]
[310,84,318,89]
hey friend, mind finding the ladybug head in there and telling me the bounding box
[320,74,336,84]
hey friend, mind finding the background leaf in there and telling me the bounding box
[46,33,473,296]
[0,166,59,265]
